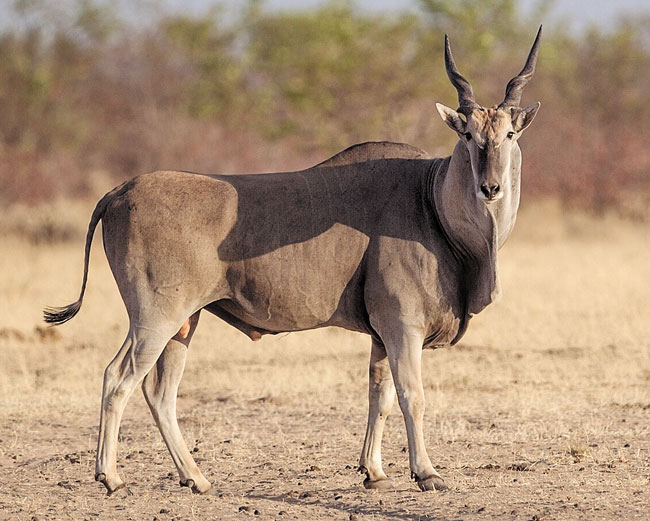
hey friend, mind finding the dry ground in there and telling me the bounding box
[1,199,649,521]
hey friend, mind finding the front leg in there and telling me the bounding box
[383,325,448,492]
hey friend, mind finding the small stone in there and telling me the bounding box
[159,509,169,514]
[349,515,358,521]
[238,506,250,512]
[64,453,80,464]
[253,510,260,515]
[278,511,287,516]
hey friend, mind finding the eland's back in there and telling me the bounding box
[45,28,542,495]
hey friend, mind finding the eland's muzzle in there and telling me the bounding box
[480,183,501,201]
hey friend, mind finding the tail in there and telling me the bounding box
[43,186,121,325]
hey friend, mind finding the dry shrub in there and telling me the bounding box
[1,1,649,218]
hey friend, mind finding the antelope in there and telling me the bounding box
[45,27,541,494]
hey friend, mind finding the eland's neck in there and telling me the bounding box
[428,141,522,315]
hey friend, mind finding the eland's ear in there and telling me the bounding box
[436,103,466,134]
[512,102,540,132]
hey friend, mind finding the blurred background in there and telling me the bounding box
[1,0,649,217]
[2,6,650,518]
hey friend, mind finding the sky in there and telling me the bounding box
[1,0,648,33]
[157,0,650,31]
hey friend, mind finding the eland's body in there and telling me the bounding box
[45,28,542,494]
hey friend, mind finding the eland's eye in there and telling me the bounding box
[507,131,515,139]
[464,132,472,141]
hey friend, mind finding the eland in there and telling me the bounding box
[45,27,542,494]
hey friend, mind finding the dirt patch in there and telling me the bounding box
[1,395,648,521]
[1,205,649,520]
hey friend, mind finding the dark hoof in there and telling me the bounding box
[416,475,448,492]
[180,478,211,495]
[363,477,395,490]
[180,479,196,493]
[95,473,130,496]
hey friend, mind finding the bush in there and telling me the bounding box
[0,0,648,216]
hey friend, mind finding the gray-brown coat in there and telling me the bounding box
[45,28,542,494]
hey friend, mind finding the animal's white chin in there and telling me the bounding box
[477,192,504,203]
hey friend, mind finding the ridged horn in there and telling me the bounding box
[444,34,479,115]
[500,25,542,108]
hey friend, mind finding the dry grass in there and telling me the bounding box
[0,199,649,520]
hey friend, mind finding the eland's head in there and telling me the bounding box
[436,27,542,204]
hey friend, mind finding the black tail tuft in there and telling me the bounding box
[41,183,121,327]
[43,300,82,325]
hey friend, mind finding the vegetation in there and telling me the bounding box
[1,0,649,216]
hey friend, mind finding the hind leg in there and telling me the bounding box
[95,323,175,495]
[141,312,211,494]
[359,338,396,489]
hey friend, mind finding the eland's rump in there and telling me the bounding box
[44,27,542,495]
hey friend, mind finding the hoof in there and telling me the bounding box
[416,475,448,492]
[95,473,130,496]
[180,478,211,495]
[363,477,395,490]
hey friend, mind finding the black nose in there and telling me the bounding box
[480,183,500,200]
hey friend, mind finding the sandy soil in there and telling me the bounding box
[1,200,649,520]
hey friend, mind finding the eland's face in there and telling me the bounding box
[464,108,515,203]
[436,26,542,205]
[436,102,540,204]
